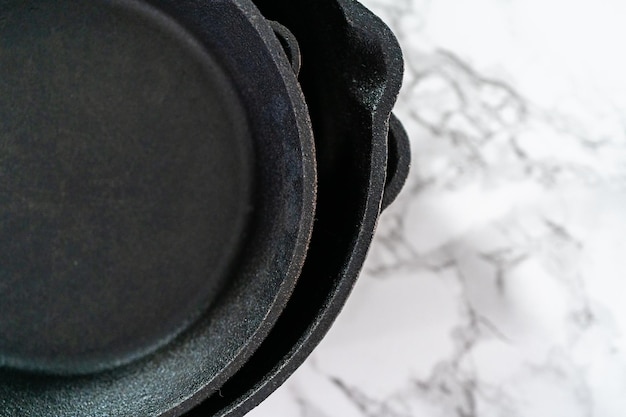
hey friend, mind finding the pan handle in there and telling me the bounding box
[382,113,411,211]
[269,20,302,76]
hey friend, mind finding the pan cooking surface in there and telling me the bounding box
[0,0,252,375]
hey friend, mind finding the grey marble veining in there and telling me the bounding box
[249,0,626,416]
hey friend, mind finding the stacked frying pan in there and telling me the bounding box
[0,0,409,415]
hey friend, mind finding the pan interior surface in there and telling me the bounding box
[0,0,252,375]
[0,0,316,416]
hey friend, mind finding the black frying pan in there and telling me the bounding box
[0,0,408,415]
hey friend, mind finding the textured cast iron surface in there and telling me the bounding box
[186,0,407,415]
[0,0,409,415]
[0,0,252,375]
[0,0,316,416]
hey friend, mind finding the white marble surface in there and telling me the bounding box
[249,0,626,416]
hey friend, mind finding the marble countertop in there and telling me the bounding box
[249,0,626,416]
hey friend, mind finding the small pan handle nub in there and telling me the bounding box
[382,114,411,210]
[270,20,302,76]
